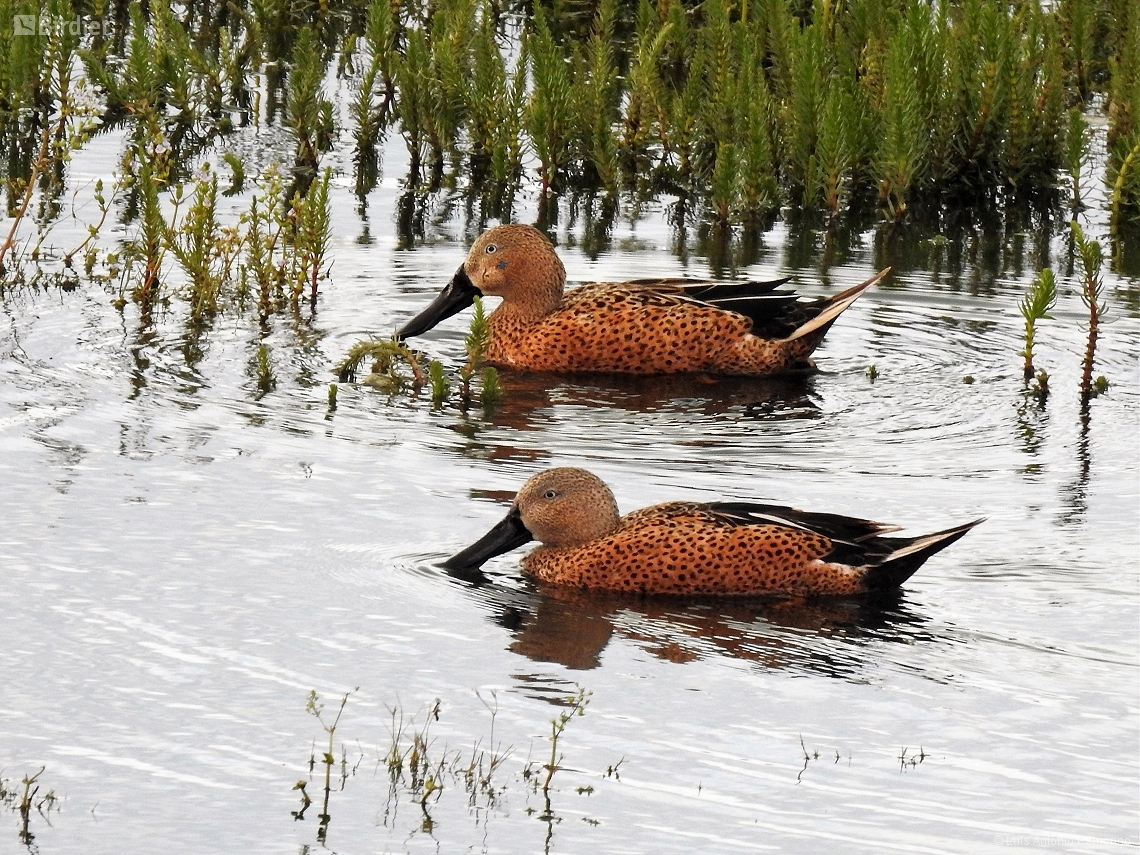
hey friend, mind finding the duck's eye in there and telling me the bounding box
[543,490,557,499]
[485,244,497,254]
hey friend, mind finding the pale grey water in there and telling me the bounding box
[1,124,1138,854]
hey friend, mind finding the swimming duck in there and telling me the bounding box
[442,468,981,597]
[398,224,887,376]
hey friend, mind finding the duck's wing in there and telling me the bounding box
[702,501,983,588]
[571,278,798,332]
[569,275,880,340]
[701,502,904,543]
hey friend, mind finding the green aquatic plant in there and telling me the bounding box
[526,4,574,195]
[379,695,515,832]
[392,26,432,183]
[735,39,778,219]
[1059,0,1098,102]
[425,0,476,180]
[290,166,332,313]
[709,142,739,227]
[428,359,449,406]
[1071,221,1107,403]
[1065,108,1092,211]
[480,366,501,409]
[244,165,288,320]
[574,0,620,191]
[253,342,276,397]
[876,25,925,221]
[222,152,245,196]
[1,0,1132,304]
[351,0,396,159]
[335,297,501,409]
[459,294,495,405]
[1020,268,1057,384]
[168,166,245,324]
[620,12,670,178]
[130,156,169,310]
[1107,4,1140,232]
[817,80,858,220]
[0,122,52,276]
[0,47,103,277]
[63,178,113,274]
[302,688,358,844]
[532,686,591,824]
[286,27,333,190]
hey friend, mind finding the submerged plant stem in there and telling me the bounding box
[0,125,51,273]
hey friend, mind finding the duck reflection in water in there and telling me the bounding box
[446,371,822,468]
[448,573,929,675]
[489,370,822,425]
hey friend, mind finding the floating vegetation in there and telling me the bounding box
[336,338,426,389]
[898,745,927,772]
[337,294,501,411]
[796,735,820,784]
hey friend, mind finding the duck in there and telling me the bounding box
[442,468,981,597]
[397,224,887,376]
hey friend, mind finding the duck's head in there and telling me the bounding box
[441,468,620,573]
[397,224,566,339]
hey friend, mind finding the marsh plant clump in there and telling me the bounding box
[295,687,611,845]
[0,0,1137,284]
[1016,235,1114,409]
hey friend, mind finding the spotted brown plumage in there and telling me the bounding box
[441,468,982,597]
[397,224,888,376]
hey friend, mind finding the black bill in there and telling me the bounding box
[396,264,480,339]
[440,506,533,572]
